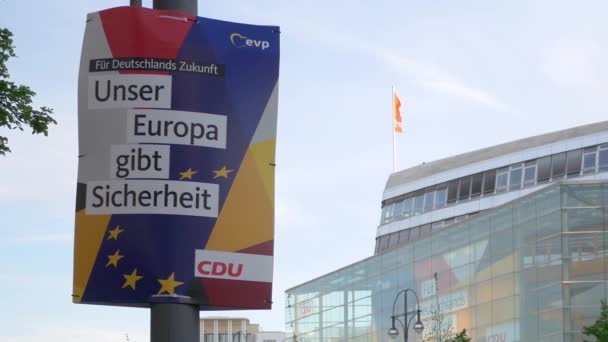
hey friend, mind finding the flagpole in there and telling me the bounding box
[392,86,396,172]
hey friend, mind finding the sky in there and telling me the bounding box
[0,0,607,341]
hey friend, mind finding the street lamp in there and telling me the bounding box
[388,288,424,342]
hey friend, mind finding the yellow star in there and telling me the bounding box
[122,268,143,290]
[179,168,198,180]
[213,166,234,179]
[107,225,124,240]
[157,272,184,295]
[106,250,124,268]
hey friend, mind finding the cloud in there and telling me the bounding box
[421,79,504,109]
[282,16,504,110]
[379,51,505,110]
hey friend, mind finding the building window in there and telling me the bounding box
[398,229,410,246]
[409,226,420,242]
[379,235,389,252]
[413,191,425,215]
[393,200,405,220]
[551,152,566,179]
[582,146,598,174]
[387,232,399,249]
[458,176,471,200]
[471,172,483,197]
[420,224,431,239]
[496,167,509,192]
[599,144,608,172]
[523,161,536,187]
[508,163,523,191]
[537,155,551,181]
[381,204,393,224]
[483,169,496,194]
[402,196,413,218]
[447,179,459,204]
[423,187,435,212]
[566,149,582,176]
[435,185,447,209]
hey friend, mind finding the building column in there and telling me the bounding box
[214,320,218,342]
[201,320,205,342]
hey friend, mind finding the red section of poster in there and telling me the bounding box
[99,6,194,74]
[238,240,274,256]
[202,278,272,309]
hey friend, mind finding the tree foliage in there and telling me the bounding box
[0,28,55,155]
[445,329,471,342]
[583,299,608,342]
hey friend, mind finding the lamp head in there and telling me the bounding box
[388,327,399,338]
[413,321,424,334]
[414,308,424,334]
[388,316,399,338]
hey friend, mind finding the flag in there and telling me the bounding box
[393,89,403,133]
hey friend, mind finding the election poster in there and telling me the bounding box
[73,6,279,309]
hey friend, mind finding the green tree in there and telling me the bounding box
[0,28,55,155]
[583,299,608,342]
[445,329,471,342]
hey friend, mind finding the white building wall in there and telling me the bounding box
[255,331,285,342]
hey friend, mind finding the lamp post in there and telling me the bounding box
[388,288,424,342]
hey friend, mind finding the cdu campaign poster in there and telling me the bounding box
[73,6,279,309]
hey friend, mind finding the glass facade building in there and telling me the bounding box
[285,182,608,342]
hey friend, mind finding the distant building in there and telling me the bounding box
[256,331,287,342]
[376,120,608,254]
[286,121,608,342]
[200,317,285,342]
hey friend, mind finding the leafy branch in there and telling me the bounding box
[0,28,56,155]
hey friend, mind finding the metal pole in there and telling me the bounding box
[147,2,199,339]
[151,301,200,342]
[139,1,198,341]
[153,0,198,15]
[404,292,408,342]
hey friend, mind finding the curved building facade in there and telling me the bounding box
[286,122,608,342]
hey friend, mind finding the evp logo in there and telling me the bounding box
[194,249,273,282]
[230,33,270,50]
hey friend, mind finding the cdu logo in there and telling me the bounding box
[230,32,270,50]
